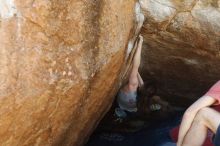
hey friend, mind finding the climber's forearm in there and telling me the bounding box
[132,36,143,69]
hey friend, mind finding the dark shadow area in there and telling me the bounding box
[86,106,184,146]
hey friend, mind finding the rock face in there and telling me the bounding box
[140,0,220,105]
[0,0,137,145]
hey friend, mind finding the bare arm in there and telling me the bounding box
[177,95,216,146]
[123,35,143,92]
[137,72,144,87]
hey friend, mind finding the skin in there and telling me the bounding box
[122,35,144,94]
[182,107,220,146]
[137,72,144,87]
[177,95,218,146]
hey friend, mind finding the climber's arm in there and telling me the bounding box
[123,35,143,92]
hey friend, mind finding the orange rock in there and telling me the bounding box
[0,0,137,145]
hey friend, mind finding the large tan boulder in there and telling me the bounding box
[0,0,138,145]
[140,0,220,105]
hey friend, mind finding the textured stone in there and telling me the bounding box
[0,0,137,145]
[140,0,220,105]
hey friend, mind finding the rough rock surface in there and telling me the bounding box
[0,0,137,145]
[140,0,220,105]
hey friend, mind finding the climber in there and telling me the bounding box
[115,35,170,122]
[177,80,220,146]
[116,35,144,119]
